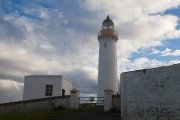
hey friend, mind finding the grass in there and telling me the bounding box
[0,109,77,120]
[0,105,95,120]
[78,104,96,111]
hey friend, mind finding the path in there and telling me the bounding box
[47,110,120,120]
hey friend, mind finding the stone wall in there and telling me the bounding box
[0,95,70,114]
[112,95,121,111]
[121,63,180,120]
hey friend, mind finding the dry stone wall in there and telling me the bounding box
[121,63,180,120]
[0,95,70,114]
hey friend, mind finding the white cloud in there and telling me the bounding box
[161,48,172,53]
[79,0,180,58]
[132,57,149,66]
[117,14,180,57]
[79,0,180,23]
[161,48,180,56]
[151,48,160,54]
[118,57,180,74]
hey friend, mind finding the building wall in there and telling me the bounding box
[121,63,180,120]
[61,76,74,96]
[98,37,118,98]
[23,75,73,100]
[0,96,70,114]
[23,77,33,100]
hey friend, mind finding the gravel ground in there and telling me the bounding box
[47,110,120,120]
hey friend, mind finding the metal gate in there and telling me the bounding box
[78,97,104,109]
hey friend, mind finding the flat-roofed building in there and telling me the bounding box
[23,75,73,100]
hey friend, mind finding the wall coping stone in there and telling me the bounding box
[71,88,80,92]
[104,88,114,92]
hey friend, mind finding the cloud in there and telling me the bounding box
[79,0,180,23]
[118,57,180,74]
[0,12,27,42]
[161,48,180,56]
[0,79,23,103]
[161,48,172,53]
[0,0,180,103]
[151,48,160,54]
[79,0,180,57]
[117,14,180,57]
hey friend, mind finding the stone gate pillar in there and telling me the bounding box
[70,88,80,109]
[104,88,113,111]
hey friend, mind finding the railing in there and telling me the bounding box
[98,29,118,40]
[78,97,104,109]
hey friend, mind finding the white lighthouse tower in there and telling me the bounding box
[97,15,118,98]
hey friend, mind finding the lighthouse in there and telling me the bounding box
[97,15,118,98]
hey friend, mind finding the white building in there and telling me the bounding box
[23,75,73,100]
[97,15,118,98]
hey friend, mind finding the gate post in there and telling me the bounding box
[70,88,80,109]
[104,88,113,111]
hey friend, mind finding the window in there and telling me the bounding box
[45,85,53,96]
[105,42,106,47]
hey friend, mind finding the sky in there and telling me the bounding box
[0,0,180,103]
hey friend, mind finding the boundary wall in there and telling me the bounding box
[121,63,180,120]
[112,95,121,111]
[0,95,70,114]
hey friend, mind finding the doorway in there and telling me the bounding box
[62,89,65,96]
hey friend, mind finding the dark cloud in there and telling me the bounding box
[0,92,9,103]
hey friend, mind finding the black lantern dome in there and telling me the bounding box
[102,15,114,30]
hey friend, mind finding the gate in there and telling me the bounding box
[78,97,104,109]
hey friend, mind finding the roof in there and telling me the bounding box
[25,75,63,77]
[103,15,113,22]
[102,15,114,26]
[24,75,73,83]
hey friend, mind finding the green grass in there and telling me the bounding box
[79,104,96,111]
[0,105,96,120]
[0,109,77,120]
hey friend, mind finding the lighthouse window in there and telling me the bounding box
[105,42,106,47]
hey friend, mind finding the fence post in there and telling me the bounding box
[104,88,113,111]
[70,88,80,109]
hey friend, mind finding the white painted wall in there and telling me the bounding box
[23,75,73,100]
[61,76,74,96]
[121,63,180,120]
[97,36,118,98]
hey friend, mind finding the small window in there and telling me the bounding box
[105,42,106,47]
[45,85,53,96]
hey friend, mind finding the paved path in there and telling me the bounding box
[47,110,120,120]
